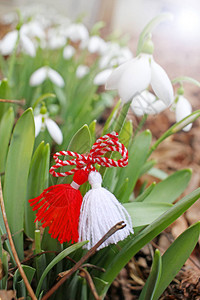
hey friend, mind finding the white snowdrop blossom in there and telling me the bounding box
[46,28,66,50]
[131,90,167,116]
[20,21,45,41]
[99,42,133,69]
[65,23,89,43]
[63,45,75,59]
[76,65,90,79]
[175,95,192,132]
[87,35,107,55]
[106,53,174,106]
[0,29,36,57]
[34,114,63,145]
[93,69,113,86]
[29,66,65,87]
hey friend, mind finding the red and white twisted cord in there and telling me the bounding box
[49,132,128,177]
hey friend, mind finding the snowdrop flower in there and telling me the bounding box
[94,69,113,86]
[0,29,36,57]
[87,35,107,55]
[63,45,75,60]
[29,66,65,87]
[65,23,89,43]
[34,111,63,145]
[131,90,167,116]
[106,53,174,106]
[20,21,45,41]
[76,65,90,79]
[99,42,133,69]
[175,95,192,132]
[47,28,66,50]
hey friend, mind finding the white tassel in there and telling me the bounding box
[78,171,133,250]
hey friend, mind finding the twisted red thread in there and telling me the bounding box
[49,132,128,177]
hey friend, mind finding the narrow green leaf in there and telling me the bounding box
[98,187,200,297]
[25,142,50,238]
[153,222,200,299]
[36,241,88,297]
[3,108,35,259]
[139,249,162,300]
[147,167,168,180]
[134,182,156,202]
[0,79,10,121]
[102,100,121,135]
[139,160,157,178]
[13,265,35,298]
[0,107,14,173]
[1,251,9,289]
[88,119,96,145]
[124,202,172,228]
[143,169,192,203]
[115,130,152,202]
[119,120,133,148]
[57,124,91,184]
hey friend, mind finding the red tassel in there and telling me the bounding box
[29,169,88,243]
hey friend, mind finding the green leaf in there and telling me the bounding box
[139,249,162,300]
[143,169,192,203]
[0,79,10,121]
[57,124,91,184]
[153,222,200,299]
[1,251,9,289]
[0,107,14,173]
[102,100,121,135]
[97,187,200,297]
[134,182,156,202]
[136,13,173,55]
[147,167,168,180]
[36,241,88,297]
[119,120,133,148]
[13,265,35,298]
[25,142,50,238]
[88,119,96,145]
[139,160,157,177]
[3,108,35,260]
[115,130,152,202]
[124,202,172,228]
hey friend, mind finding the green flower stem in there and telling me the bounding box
[35,229,41,254]
[148,110,200,156]
[99,101,131,178]
[134,113,148,137]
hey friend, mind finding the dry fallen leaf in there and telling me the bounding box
[0,290,17,300]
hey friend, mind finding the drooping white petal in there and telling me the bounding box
[151,59,174,106]
[87,35,107,54]
[93,69,113,85]
[131,93,148,116]
[105,59,133,90]
[47,68,65,87]
[63,45,75,59]
[0,30,18,55]
[34,115,43,137]
[175,96,192,131]
[29,67,48,86]
[20,34,36,57]
[146,99,167,115]
[76,65,90,78]
[66,23,89,43]
[45,118,63,144]
[117,55,151,102]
